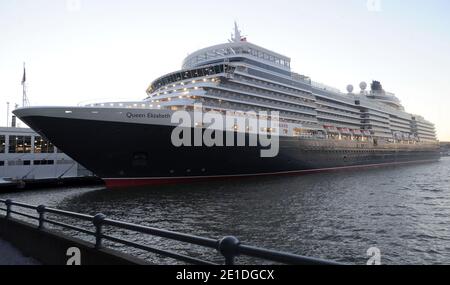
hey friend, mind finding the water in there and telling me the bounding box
[2,158,450,265]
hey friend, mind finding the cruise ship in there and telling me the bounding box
[14,24,440,188]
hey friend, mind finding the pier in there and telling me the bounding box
[0,198,341,265]
[0,176,103,192]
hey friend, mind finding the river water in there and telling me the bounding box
[2,157,450,265]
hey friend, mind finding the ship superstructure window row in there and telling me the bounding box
[34,136,55,153]
[148,64,234,93]
[198,99,318,127]
[317,115,361,127]
[205,89,317,117]
[246,69,313,94]
[1,134,60,154]
[231,74,315,103]
[216,82,316,110]
[8,135,32,153]
[316,100,359,114]
[33,160,55,165]
[235,68,312,95]
[200,96,317,121]
[318,119,360,131]
[362,116,391,125]
[317,106,362,120]
[182,44,291,70]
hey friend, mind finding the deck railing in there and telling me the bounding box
[0,198,341,265]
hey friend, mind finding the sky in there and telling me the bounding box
[1,0,449,140]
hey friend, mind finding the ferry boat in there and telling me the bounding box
[0,126,95,188]
[13,24,440,188]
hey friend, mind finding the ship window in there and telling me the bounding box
[0,161,4,166]
[0,135,5,153]
[33,160,54,165]
[34,136,55,153]
[23,160,31,166]
[8,136,32,153]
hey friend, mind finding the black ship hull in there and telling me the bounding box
[19,115,441,188]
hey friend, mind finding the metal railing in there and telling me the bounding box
[0,199,342,265]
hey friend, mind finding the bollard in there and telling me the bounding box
[5,199,12,219]
[36,205,46,230]
[218,236,241,265]
[93,213,106,249]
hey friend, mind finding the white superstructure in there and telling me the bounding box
[0,127,84,181]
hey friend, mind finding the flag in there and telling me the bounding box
[21,65,26,85]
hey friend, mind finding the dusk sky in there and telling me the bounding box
[1,0,449,140]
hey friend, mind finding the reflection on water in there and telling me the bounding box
[2,158,450,264]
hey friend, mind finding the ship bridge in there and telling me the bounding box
[182,23,291,73]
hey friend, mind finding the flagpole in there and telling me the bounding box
[6,102,10,127]
[22,62,27,107]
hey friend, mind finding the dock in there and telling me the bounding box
[0,176,103,192]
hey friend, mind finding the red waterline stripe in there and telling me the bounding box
[103,159,438,188]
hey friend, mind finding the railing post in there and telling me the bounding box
[218,236,240,265]
[93,213,106,249]
[5,199,12,219]
[37,205,46,230]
